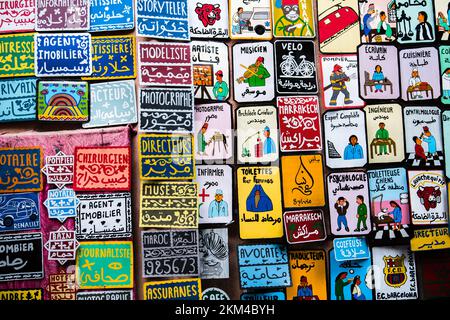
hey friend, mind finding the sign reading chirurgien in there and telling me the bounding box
[136,0,189,40]
[139,134,195,180]
[142,229,199,278]
[138,42,192,86]
[0,147,42,193]
[140,181,198,229]
[0,33,34,78]
[0,0,35,33]
[139,88,193,133]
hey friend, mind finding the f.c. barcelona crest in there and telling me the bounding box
[383,255,407,288]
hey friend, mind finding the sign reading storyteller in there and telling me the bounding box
[73,147,131,192]
[76,192,132,240]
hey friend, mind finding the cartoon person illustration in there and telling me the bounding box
[263,126,276,155]
[375,122,389,155]
[377,11,393,41]
[213,70,229,101]
[437,11,450,37]
[388,201,402,231]
[232,7,244,34]
[335,272,352,300]
[237,57,271,87]
[208,189,229,218]
[413,136,427,162]
[335,197,349,232]
[409,68,423,99]
[246,184,273,212]
[362,4,377,42]
[329,64,353,106]
[442,68,450,100]
[415,11,433,41]
[274,0,313,37]
[297,276,313,298]
[355,195,368,232]
[351,276,366,300]
[343,135,364,160]
[197,122,209,155]
[372,65,385,93]
[421,126,437,157]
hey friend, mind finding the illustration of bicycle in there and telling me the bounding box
[280,52,315,78]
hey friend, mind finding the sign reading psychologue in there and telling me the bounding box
[84,80,137,128]
[76,192,132,240]
[142,229,199,278]
[73,147,131,191]
[278,96,321,152]
[138,42,192,86]
[0,33,34,78]
[44,188,80,223]
[35,33,92,77]
[0,78,37,122]
[139,88,193,133]
[139,134,194,180]
[36,0,89,31]
[0,147,42,193]
[0,233,43,281]
[90,0,134,32]
[0,192,40,232]
[140,181,198,229]
[76,241,133,289]
[238,244,291,289]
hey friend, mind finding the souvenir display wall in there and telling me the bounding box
[0,0,449,301]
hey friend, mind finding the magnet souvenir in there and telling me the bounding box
[199,228,229,279]
[229,0,272,40]
[232,42,275,103]
[36,0,89,31]
[358,0,397,43]
[189,0,229,38]
[272,0,315,38]
[0,78,37,122]
[0,0,35,33]
[0,33,35,78]
[439,45,450,105]
[90,0,134,32]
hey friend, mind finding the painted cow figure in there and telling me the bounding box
[195,3,221,27]
[417,186,441,211]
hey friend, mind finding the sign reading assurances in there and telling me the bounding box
[143,278,202,300]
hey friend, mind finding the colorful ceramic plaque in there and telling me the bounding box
[237,166,283,239]
[143,278,202,300]
[238,244,291,289]
[140,181,198,229]
[357,44,400,101]
[435,0,450,42]
[277,96,321,152]
[75,192,132,240]
[86,35,135,80]
[0,33,34,78]
[139,87,193,133]
[192,41,229,101]
[35,33,92,77]
[281,154,325,208]
[44,226,79,265]
[0,147,42,193]
[41,151,74,189]
[76,241,133,289]
[317,0,360,53]
[139,134,194,180]
[44,188,80,223]
[274,40,317,94]
[327,171,372,236]
[37,81,89,122]
[286,250,327,300]
[229,0,272,40]
[138,42,192,86]
[232,42,275,103]
[0,78,37,122]
[329,248,373,301]
[194,103,232,161]
[0,192,40,232]
[408,170,448,225]
[443,111,450,178]
[196,165,232,224]
[199,228,229,279]
[90,0,134,32]
[439,45,450,105]
[365,104,405,164]
[236,106,278,164]
[0,232,43,281]
[0,289,43,300]
[320,54,364,109]
[358,0,397,43]
[283,210,326,244]
[142,229,199,278]
[136,0,189,40]
[410,228,450,252]
[399,47,441,101]
[36,0,89,31]
[272,0,315,37]
[77,290,133,300]
[372,246,418,300]
[189,0,229,38]
[45,271,76,300]
[84,80,137,128]
[323,109,367,169]
[73,146,131,191]
[333,237,370,261]
[404,106,443,168]
[394,0,435,44]
[0,0,35,33]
